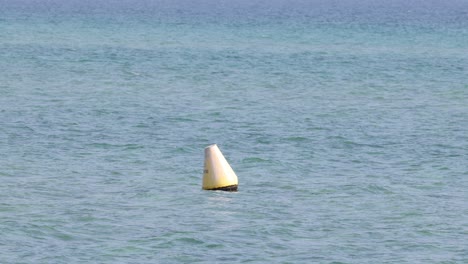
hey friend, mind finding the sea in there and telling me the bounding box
[0,0,467,263]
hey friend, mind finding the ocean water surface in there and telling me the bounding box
[1,0,467,263]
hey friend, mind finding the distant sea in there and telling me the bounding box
[1,0,467,263]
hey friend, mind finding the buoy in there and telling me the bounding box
[202,144,238,191]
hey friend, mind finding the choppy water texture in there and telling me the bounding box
[1,0,468,263]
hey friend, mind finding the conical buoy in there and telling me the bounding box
[202,144,238,191]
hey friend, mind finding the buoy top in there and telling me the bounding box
[205,144,217,149]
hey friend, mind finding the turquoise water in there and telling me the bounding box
[1,1,467,263]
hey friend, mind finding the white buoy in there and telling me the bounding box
[202,144,238,191]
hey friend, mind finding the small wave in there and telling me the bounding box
[283,136,309,142]
[242,157,270,163]
[168,117,194,122]
[362,184,393,194]
[87,143,144,150]
[175,237,204,245]
[88,143,114,149]
[173,147,190,153]
[123,144,144,150]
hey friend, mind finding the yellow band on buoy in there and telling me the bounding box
[202,144,238,191]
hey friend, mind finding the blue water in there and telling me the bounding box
[1,0,467,263]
